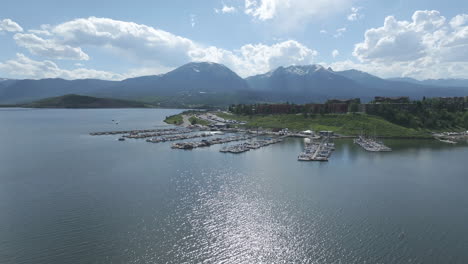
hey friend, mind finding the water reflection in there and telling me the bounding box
[1,109,468,264]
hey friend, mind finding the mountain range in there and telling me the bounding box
[1,62,467,106]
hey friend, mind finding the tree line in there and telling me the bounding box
[366,98,468,129]
[228,103,354,115]
[228,98,468,130]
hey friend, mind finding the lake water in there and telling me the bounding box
[1,108,467,264]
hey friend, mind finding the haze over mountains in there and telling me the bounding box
[387,77,468,88]
[0,62,467,105]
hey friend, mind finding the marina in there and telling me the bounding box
[124,129,194,139]
[171,134,255,149]
[433,131,468,144]
[145,132,217,143]
[354,136,392,152]
[90,124,394,159]
[297,139,335,161]
[90,128,180,136]
[220,137,285,153]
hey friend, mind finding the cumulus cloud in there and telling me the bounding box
[332,49,340,58]
[1,40,318,80]
[49,17,196,66]
[215,5,237,14]
[354,10,448,62]
[10,17,318,79]
[347,7,363,21]
[450,14,468,28]
[330,10,468,79]
[188,40,318,76]
[0,18,23,32]
[329,59,468,80]
[14,33,89,60]
[0,53,123,80]
[28,24,53,36]
[244,0,355,30]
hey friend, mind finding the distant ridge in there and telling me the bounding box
[246,65,372,103]
[0,62,467,106]
[387,77,468,88]
[23,94,149,108]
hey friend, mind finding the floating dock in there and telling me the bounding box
[171,135,255,150]
[146,132,215,143]
[89,128,189,136]
[220,137,284,154]
[297,139,335,162]
[354,136,392,152]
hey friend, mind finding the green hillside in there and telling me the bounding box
[24,94,151,109]
[216,112,431,138]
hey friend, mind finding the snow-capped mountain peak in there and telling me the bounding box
[282,65,329,76]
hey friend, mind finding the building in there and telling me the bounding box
[306,103,349,114]
[210,122,226,129]
[319,131,334,137]
[326,98,361,105]
[374,96,410,104]
[437,97,466,104]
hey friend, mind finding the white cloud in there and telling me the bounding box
[28,24,53,36]
[14,33,89,60]
[125,66,175,77]
[48,17,195,67]
[320,30,327,34]
[334,27,347,38]
[188,40,318,77]
[353,10,449,62]
[347,7,363,21]
[215,5,237,14]
[329,59,468,80]
[11,17,318,79]
[329,10,468,79]
[28,29,52,36]
[450,14,468,28]
[0,39,318,80]
[0,18,23,32]
[0,53,123,80]
[332,49,340,58]
[244,0,355,30]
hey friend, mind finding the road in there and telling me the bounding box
[181,115,191,127]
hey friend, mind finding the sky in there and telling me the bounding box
[0,0,467,80]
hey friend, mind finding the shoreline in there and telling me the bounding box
[164,111,438,139]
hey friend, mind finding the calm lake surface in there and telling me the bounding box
[0,108,467,264]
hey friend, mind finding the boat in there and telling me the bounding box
[438,139,457,144]
[118,137,125,141]
[298,153,311,161]
[354,135,392,152]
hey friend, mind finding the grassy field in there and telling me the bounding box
[164,114,184,125]
[188,116,211,126]
[164,111,212,126]
[216,112,432,138]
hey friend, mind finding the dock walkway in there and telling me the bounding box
[172,135,255,150]
[220,137,285,154]
[354,136,392,152]
[298,139,335,161]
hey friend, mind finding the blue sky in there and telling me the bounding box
[1,0,467,80]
